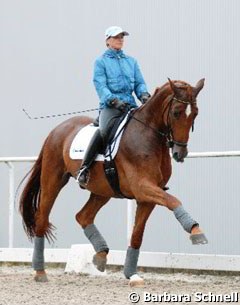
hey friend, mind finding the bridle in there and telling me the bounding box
[131,95,197,148]
[163,96,197,148]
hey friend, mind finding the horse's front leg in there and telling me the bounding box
[134,180,208,245]
[124,201,155,287]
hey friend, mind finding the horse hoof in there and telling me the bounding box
[190,233,208,245]
[129,274,144,288]
[92,252,107,272]
[34,273,48,282]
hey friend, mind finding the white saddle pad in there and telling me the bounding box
[69,114,129,161]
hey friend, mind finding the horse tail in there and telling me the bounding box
[19,145,44,240]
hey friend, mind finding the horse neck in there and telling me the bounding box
[136,88,173,130]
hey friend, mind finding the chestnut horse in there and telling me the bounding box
[19,78,207,287]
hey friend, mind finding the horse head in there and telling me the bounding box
[165,78,205,162]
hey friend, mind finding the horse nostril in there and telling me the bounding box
[173,151,185,163]
[173,152,179,161]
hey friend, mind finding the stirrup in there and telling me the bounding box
[76,167,89,185]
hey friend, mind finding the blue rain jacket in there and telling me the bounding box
[93,48,148,109]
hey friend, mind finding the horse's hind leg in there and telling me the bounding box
[34,170,69,282]
[76,193,110,272]
[124,201,155,287]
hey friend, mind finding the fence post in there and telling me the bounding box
[6,162,15,248]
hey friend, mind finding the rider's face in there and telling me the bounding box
[107,34,124,50]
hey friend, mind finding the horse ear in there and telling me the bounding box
[168,78,178,94]
[193,78,205,98]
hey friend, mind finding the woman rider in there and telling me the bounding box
[77,26,151,185]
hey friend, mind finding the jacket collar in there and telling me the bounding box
[104,48,126,58]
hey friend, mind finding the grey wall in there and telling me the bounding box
[0,0,240,255]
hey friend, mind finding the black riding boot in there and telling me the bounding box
[76,129,103,185]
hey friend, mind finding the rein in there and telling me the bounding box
[130,115,167,138]
[130,95,196,148]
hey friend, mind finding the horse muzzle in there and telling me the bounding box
[172,144,188,162]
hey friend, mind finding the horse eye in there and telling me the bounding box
[173,110,181,119]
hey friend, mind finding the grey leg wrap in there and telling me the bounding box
[84,224,109,253]
[173,205,199,233]
[32,236,45,271]
[123,247,140,279]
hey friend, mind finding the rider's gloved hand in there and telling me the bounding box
[110,99,129,112]
[140,92,151,104]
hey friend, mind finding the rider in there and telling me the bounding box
[77,26,151,185]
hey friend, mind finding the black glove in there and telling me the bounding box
[110,99,129,112]
[140,92,151,104]
[93,116,99,127]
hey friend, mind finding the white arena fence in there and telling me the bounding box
[1,151,240,272]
